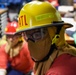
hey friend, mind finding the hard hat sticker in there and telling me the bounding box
[19,15,28,27]
[35,13,54,21]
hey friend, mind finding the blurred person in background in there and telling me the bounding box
[0,21,34,75]
[64,0,76,20]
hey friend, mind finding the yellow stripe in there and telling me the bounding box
[35,13,54,21]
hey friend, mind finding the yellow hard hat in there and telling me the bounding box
[17,1,73,32]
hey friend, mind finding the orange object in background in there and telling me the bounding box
[64,33,74,44]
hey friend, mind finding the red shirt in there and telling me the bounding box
[46,53,76,75]
[0,42,34,74]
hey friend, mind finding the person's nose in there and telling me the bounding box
[9,37,13,41]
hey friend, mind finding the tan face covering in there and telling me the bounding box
[28,32,52,61]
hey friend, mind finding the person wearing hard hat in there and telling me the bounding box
[0,21,34,75]
[17,1,76,75]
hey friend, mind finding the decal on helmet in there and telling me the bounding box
[19,15,28,27]
[35,13,54,21]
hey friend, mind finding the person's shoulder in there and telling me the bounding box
[64,44,76,56]
[45,53,76,75]
[0,43,6,51]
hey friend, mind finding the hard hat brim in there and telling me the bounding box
[4,32,16,35]
[17,22,73,33]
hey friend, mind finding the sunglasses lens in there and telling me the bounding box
[33,32,42,40]
[25,28,47,42]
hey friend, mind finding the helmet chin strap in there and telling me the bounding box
[52,25,63,45]
[32,25,63,62]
